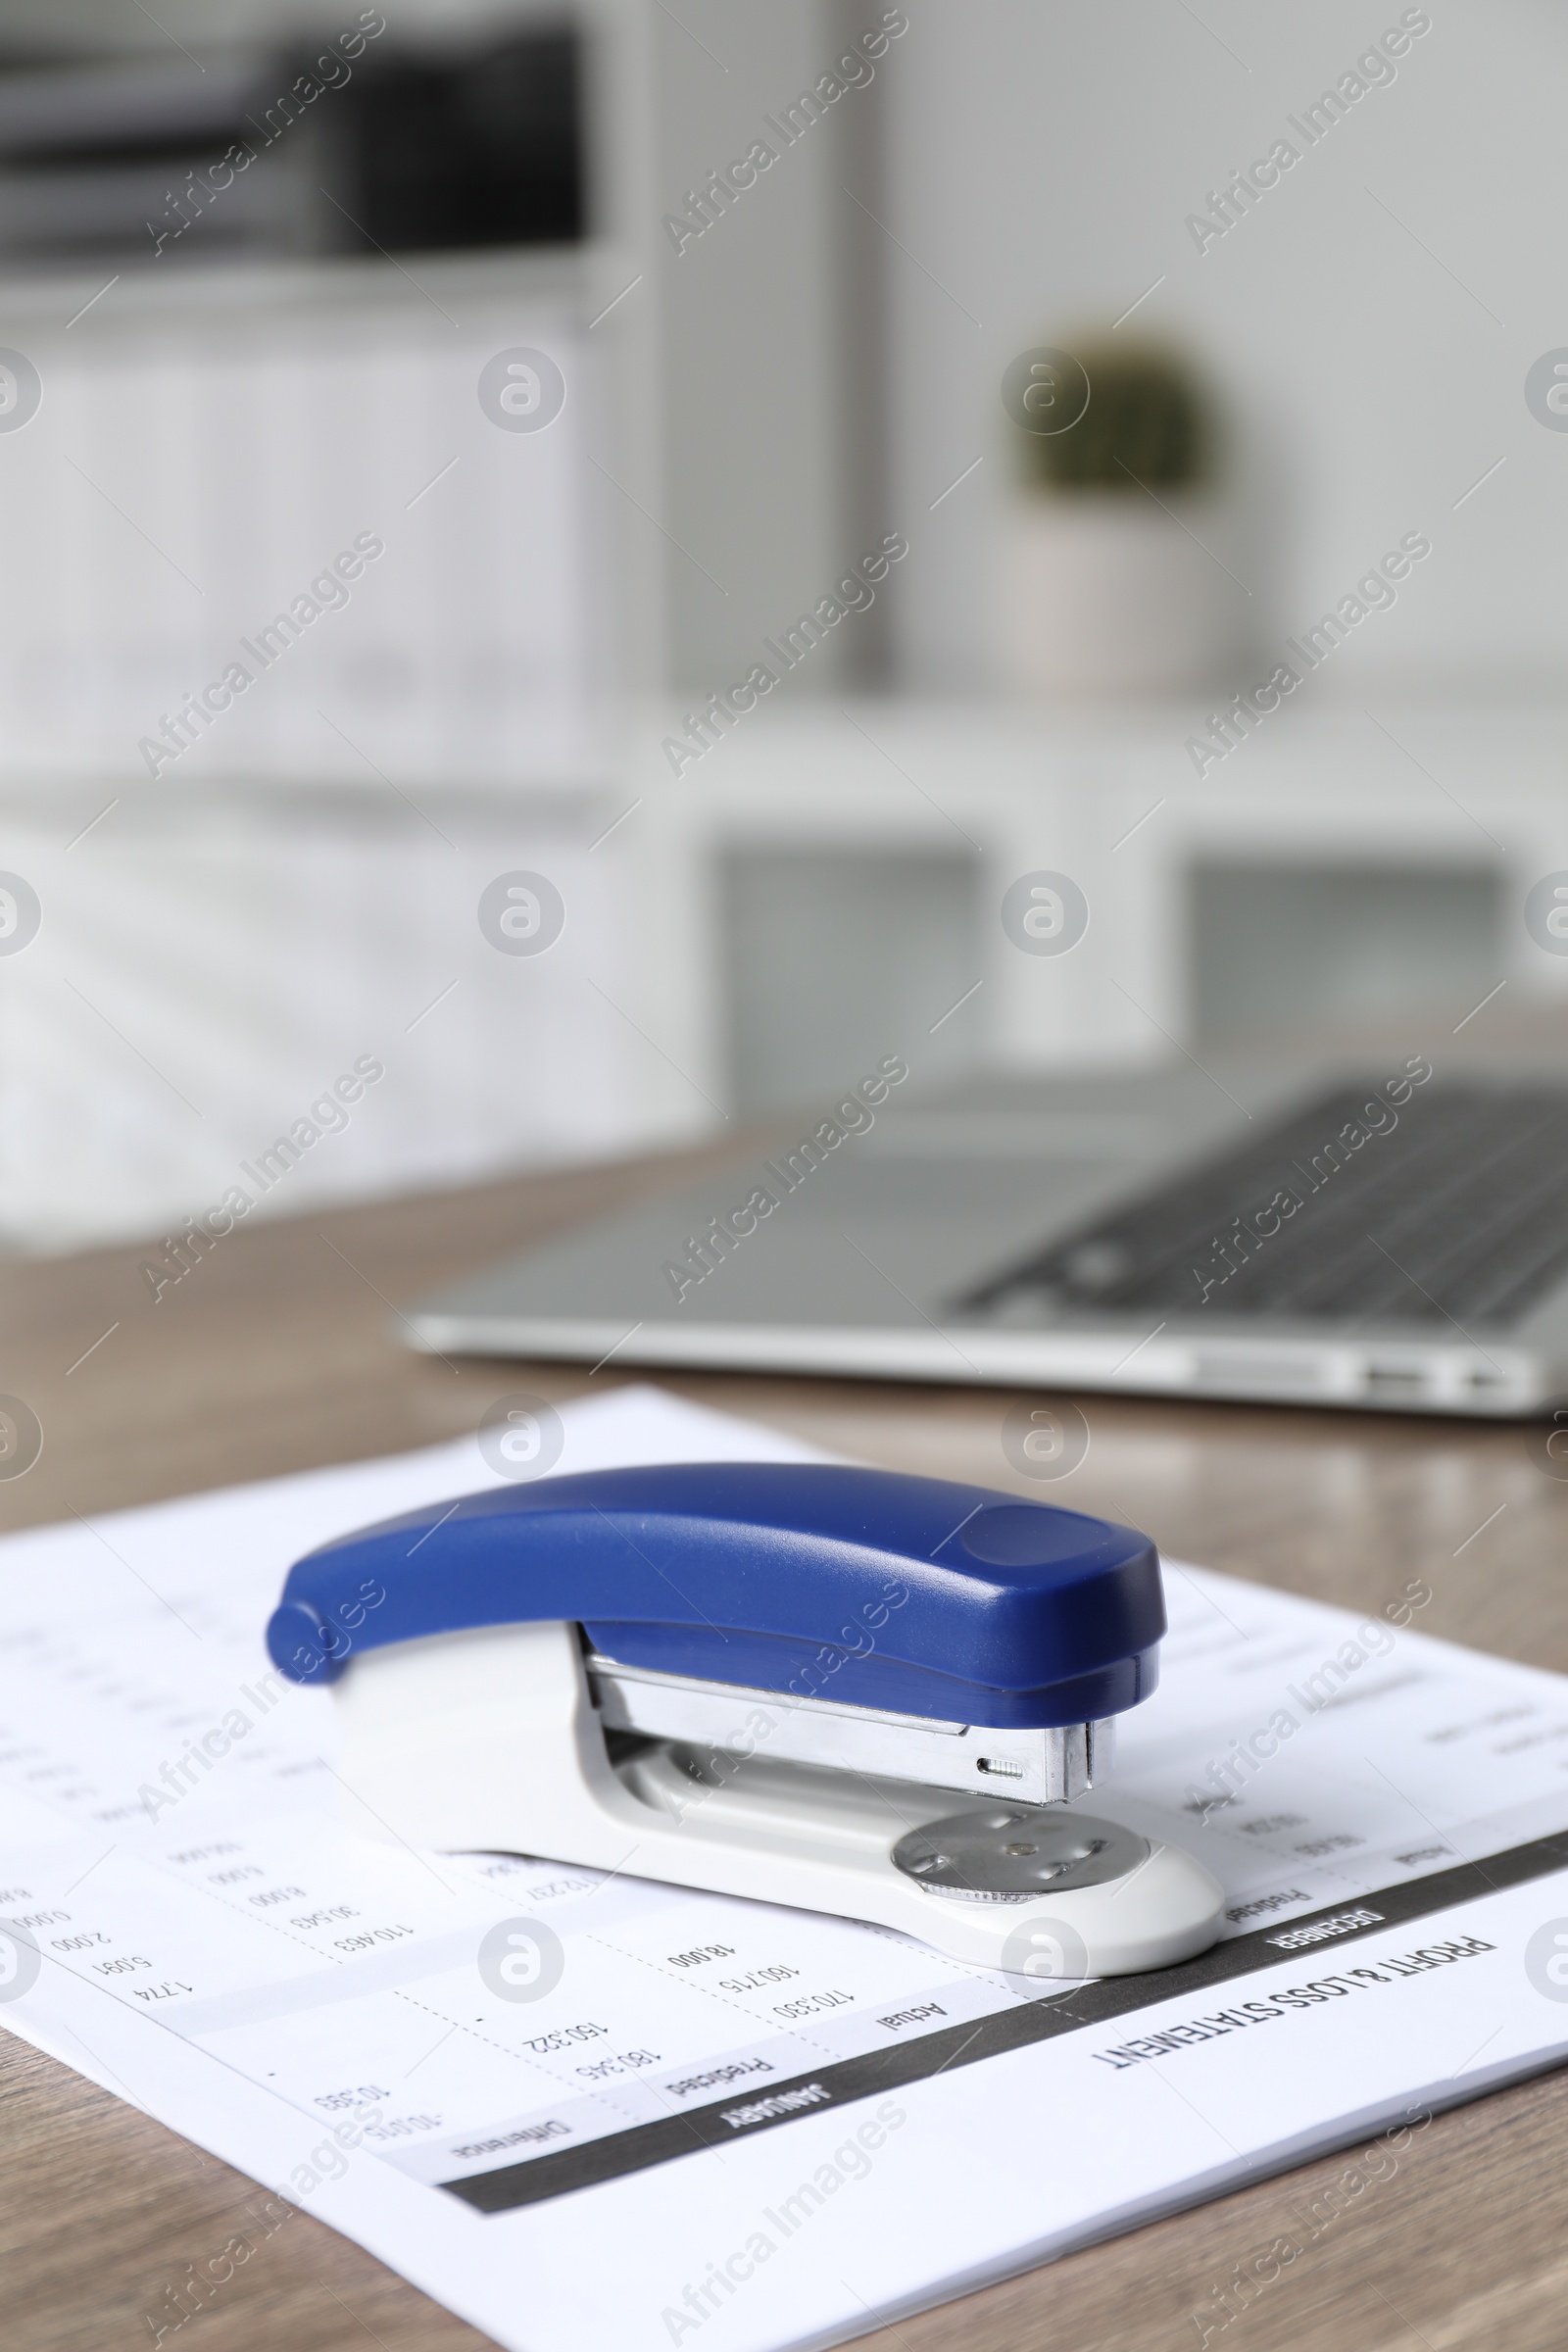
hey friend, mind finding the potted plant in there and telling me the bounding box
[1000,337,1236,696]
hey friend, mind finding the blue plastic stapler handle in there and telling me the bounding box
[266,1463,1164,1730]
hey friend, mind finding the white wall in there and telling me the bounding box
[880,0,1568,695]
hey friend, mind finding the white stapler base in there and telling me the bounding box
[331,1623,1224,1975]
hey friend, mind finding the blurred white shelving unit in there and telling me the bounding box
[0,780,653,1250]
[616,695,1568,1128]
[0,244,645,1250]
[0,0,870,1251]
[2,694,1564,1250]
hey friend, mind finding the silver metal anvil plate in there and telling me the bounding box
[585,1651,1113,1807]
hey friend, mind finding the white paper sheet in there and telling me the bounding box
[4,1384,1568,2352]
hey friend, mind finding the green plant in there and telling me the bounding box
[1024,340,1209,493]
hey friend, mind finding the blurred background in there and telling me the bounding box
[0,0,1562,1251]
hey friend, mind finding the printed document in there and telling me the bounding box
[2,1386,1567,2350]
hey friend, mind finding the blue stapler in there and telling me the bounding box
[267,1464,1223,1974]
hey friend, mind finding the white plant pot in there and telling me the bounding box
[1000,495,1237,697]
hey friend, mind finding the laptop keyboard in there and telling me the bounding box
[961,1083,1568,1328]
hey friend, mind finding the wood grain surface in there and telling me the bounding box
[3,1137,1565,2352]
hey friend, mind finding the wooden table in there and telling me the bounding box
[5,1142,1567,2352]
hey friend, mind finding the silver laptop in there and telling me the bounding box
[408,1055,1568,1417]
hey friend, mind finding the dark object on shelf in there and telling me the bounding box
[0,22,584,271]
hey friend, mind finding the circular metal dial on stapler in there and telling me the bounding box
[892,1809,1149,1900]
